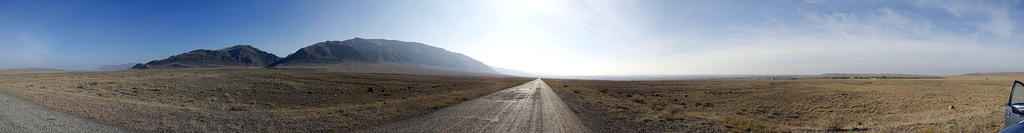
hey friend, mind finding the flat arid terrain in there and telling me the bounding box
[545,74,1021,132]
[0,68,530,132]
[1,68,1021,132]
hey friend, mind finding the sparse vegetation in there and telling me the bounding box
[546,74,1017,132]
[0,68,530,132]
[724,117,769,132]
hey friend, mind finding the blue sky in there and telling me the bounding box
[1,0,1022,75]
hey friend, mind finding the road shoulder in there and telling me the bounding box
[0,91,126,133]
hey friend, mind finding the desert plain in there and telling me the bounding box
[0,69,1020,132]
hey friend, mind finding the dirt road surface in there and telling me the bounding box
[363,79,590,133]
[0,91,126,133]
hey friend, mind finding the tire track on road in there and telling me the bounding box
[363,79,590,133]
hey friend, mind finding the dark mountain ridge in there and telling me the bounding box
[131,45,280,69]
[132,38,497,74]
[273,38,496,74]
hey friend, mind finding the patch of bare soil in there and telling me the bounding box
[0,68,530,132]
[546,78,1012,132]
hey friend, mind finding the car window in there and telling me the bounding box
[1013,82,1024,104]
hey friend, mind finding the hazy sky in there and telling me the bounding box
[1,0,1022,75]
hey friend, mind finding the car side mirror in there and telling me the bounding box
[1012,103,1024,115]
[1014,105,1023,114]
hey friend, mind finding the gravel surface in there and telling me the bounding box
[362,79,590,133]
[0,91,126,133]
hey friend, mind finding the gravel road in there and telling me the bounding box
[363,79,590,133]
[0,91,126,133]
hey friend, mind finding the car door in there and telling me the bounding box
[1006,81,1024,127]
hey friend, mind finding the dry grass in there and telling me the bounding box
[546,75,1017,132]
[0,68,531,132]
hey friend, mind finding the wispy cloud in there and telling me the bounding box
[463,0,1024,75]
[914,0,1019,38]
[649,1,1024,75]
[0,0,1019,75]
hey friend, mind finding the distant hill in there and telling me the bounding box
[812,73,943,79]
[95,64,135,71]
[490,66,537,77]
[273,38,496,74]
[960,72,1024,76]
[0,68,65,74]
[949,72,1024,80]
[132,45,280,69]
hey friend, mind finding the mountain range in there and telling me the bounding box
[131,45,279,69]
[132,38,498,74]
